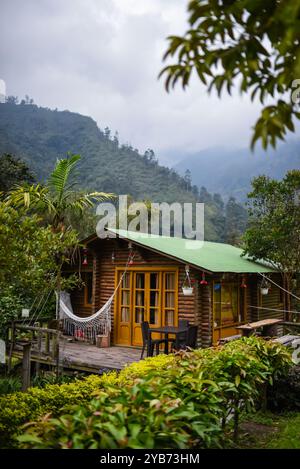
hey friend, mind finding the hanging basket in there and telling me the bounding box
[182,286,194,296]
[261,287,269,295]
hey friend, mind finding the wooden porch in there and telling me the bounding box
[58,339,141,372]
[11,338,141,373]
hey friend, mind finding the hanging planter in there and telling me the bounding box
[182,286,194,296]
[182,264,194,295]
[260,277,271,295]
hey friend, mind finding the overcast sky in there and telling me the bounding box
[0,0,266,164]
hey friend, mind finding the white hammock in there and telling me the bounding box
[58,255,133,343]
[59,291,113,343]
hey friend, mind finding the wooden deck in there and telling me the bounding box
[59,339,141,372]
[12,337,142,373]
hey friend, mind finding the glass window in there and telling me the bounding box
[135,307,144,323]
[121,307,130,322]
[122,273,130,289]
[165,310,174,326]
[149,308,158,325]
[136,273,145,289]
[165,273,175,290]
[121,290,130,306]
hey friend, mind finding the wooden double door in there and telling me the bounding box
[115,268,178,346]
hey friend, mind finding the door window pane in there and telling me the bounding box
[121,307,129,322]
[122,273,130,289]
[165,273,175,290]
[121,290,130,306]
[165,310,174,326]
[150,290,159,307]
[136,273,145,289]
[135,307,144,323]
[150,273,159,289]
[149,308,158,325]
[165,292,175,308]
[136,290,144,306]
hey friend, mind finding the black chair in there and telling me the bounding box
[141,321,167,359]
[178,319,189,328]
[172,324,198,351]
[186,325,198,348]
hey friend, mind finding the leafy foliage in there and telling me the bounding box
[160,0,300,149]
[0,153,35,193]
[0,337,290,449]
[0,202,80,335]
[6,153,114,232]
[268,365,300,412]
[242,170,300,316]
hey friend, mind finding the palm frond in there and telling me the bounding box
[48,154,81,204]
[5,184,51,210]
[69,192,115,213]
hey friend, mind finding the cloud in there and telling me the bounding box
[0,0,264,162]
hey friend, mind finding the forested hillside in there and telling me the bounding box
[174,143,300,201]
[0,102,247,242]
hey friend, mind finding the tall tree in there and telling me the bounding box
[243,170,300,319]
[225,197,248,246]
[160,0,300,149]
[6,153,114,232]
[184,169,192,191]
[0,154,35,193]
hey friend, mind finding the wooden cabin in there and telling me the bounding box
[66,229,286,348]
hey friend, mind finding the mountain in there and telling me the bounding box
[0,102,195,203]
[0,101,244,242]
[174,142,300,201]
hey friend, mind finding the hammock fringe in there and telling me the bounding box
[58,291,113,344]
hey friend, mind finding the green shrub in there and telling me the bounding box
[19,375,223,449]
[267,365,300,412]
[0,376,22,395]
[0,374,114,447]
[14,337,292,449]
[0,337,291,448]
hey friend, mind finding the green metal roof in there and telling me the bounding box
[108,229,276,274]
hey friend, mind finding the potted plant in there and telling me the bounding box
[182,285,193,296]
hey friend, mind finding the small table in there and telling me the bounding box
[147,326,188,356]
[236,319,283,338]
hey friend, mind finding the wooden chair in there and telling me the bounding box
[140,321,167,359]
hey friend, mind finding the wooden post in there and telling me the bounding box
[35,331,42,376]
[45,330,50,354]
[21,341,31,392]
[7,322,15,374]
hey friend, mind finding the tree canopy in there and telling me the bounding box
[243,170,300,318]
[160,0,300,149]
[6,154,114,232]
[0,153,35,192]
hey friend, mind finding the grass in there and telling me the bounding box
[238,411,300,449]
